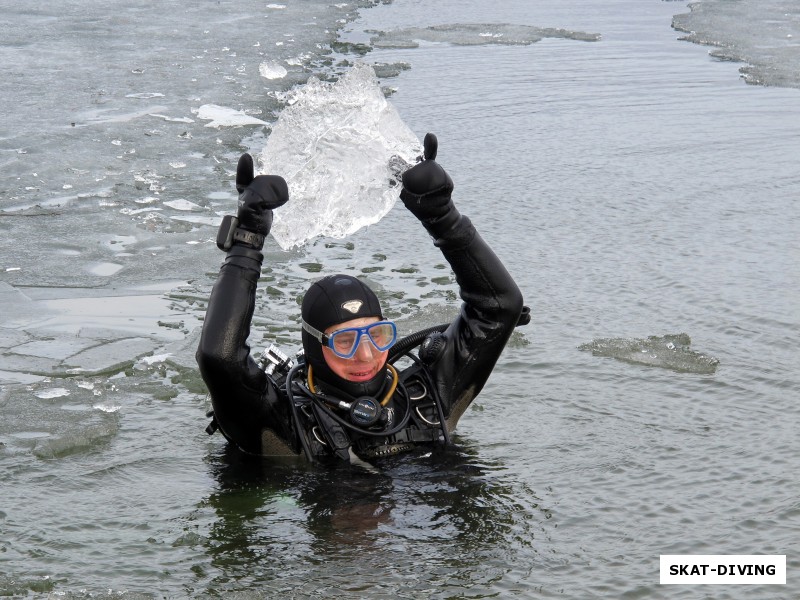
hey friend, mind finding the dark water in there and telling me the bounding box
[1,0,798,597]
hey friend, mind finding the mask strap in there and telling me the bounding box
[301,319,328,344]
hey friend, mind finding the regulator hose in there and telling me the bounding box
[389,305,530,361]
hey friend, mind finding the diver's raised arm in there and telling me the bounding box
[400,134,524,429]
[196,154,291,453]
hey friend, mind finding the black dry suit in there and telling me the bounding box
[196,218,524,463]
[196,137,525,464]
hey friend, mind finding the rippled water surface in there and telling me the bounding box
[1,0,798,597]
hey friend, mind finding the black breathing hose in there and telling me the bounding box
[388,305,530,361]
[285,363,316,462]
[388,323,448,361]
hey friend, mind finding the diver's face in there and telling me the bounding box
[322,316,388,383]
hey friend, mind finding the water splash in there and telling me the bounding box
[578,333,720,374]
[259,62,421,250]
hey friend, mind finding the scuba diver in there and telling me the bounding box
[196,133,526,464]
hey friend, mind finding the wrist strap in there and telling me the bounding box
[217,215,265,250]
[232,228,264,249]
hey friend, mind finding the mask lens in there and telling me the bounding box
[330,329,358,356]
[367,322,396,350]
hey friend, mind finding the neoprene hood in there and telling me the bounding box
[301,274,386,396]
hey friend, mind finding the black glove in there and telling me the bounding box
[400,134,459,235]
[235,153,289,238]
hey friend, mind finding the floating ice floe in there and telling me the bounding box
[578,333,720,374]
[370,23,601,48]
[87,262,124,277]
[121,207,161,215]
[169,214,221,226]
[126,92,166,99]
[149,113,195,124]
[35,388,71,399]
[195,104,269,128]
[140,353,172,365]
[163,199,202,211]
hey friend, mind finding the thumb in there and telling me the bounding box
[423,133,438,161]
[236,153,255,193]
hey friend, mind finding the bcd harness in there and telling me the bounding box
[206,307,530,462]
[287,357,447,462]
[205,329,450,463]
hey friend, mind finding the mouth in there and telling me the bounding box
[346,367,377,382]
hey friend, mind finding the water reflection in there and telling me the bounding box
[198,441,550,595]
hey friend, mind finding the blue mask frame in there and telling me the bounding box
[302,320,397,359]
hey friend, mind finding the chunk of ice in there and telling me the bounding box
[260,63,420,249]
[259,60,288,80]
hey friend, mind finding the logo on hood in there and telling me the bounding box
[341,300,363,314]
